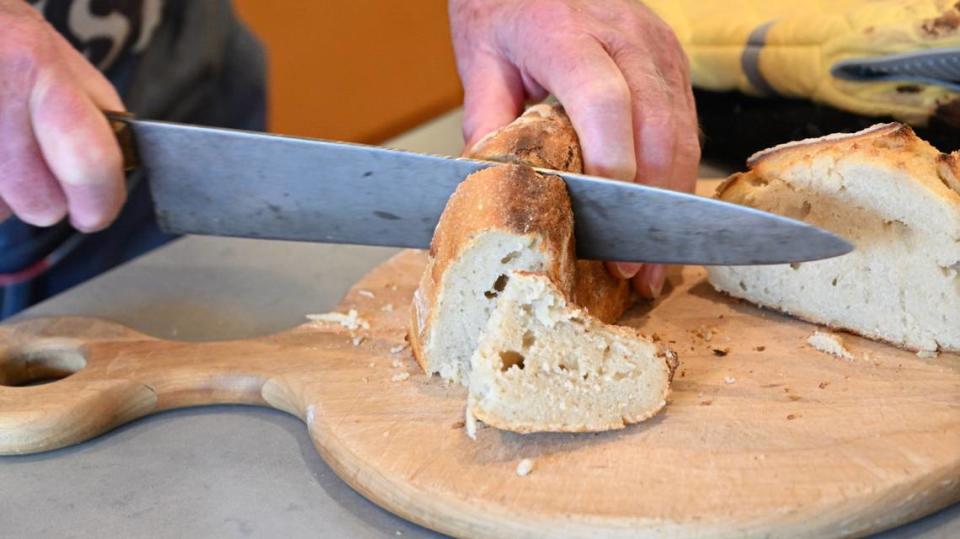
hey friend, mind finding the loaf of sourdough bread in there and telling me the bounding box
[468,104,633,324]
[708,123,960,353]
[410,164,576,384]
[410,105,632,384]
[467,272,677,433]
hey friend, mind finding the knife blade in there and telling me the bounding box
[109,114,852,265]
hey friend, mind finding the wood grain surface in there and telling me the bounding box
[1,183,958,538]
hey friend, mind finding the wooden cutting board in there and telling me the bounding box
[2,209,959,537]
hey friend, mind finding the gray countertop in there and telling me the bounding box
[1,109,956,538]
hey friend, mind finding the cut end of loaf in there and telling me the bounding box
[710,124,960,353]
[467,272,674,433]
[410,164,576,385]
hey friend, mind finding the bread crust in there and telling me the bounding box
[410,164,577,374]
[469,104,633,324]
[721,122,960,215]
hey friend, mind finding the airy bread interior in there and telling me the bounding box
[708,123,960,353]
[467,272,675,433]
[415,233,551,383]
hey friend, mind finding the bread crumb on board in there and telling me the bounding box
[306,309,370,331]
[391,359,403,368]
[723,375,736,385]
[381,303,395,312]
[916,349,939,359]
[807,331,853,360]
[390,343,409,354]
[391,372,410,382]
[693,325,714,342]
[351,335,365,347]
[357,289,375,299]
[516,458,535,477]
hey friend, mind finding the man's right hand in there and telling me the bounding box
[0,0,126,232]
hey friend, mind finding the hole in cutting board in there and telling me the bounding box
[0,344,87,387]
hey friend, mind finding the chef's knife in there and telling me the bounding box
[108,113,852,265]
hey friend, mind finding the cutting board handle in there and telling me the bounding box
[0,316,344,455]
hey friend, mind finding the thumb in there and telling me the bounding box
[460,54,525,151]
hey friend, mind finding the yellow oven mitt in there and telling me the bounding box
[644,0,960,126]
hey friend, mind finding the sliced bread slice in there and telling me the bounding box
[466,272,677,433]
[410,164,576,384]
[708,123,960,353]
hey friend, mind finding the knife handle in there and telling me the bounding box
[105,110,140,172]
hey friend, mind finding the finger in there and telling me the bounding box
[460,53,526,151]
[669,63,701,194]
[521,36,636,182]
[0,88,69,227]
[29,64,125,232]
[611,45,677,190]
[51,30,124,111]
[606,261,642,280]
[632,263,666,300]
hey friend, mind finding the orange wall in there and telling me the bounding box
[233,1,464,143]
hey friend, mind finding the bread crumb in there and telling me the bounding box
[807,331,853,360]
[381,303,395,312]
[700,400,713,406]
[351,335,365,347]
[679,369,686,378]
[818,381,830,389]
[916,349,939,359]
[516,458,535,477]
[753,345,766,352]
[357,289,375,298]
[693,325,714,341]
[368,362,375,368]
[465,406,478,440]
[306,309,370,330]
[391,372,410,382]
[387,283,398,291]
[723,375,736,384]
[712,347,730,357]
[391,359,403,368]
[786,414,798,420]
[390,343,409,354]
[450,420,465,429]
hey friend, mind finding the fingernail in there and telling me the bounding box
[611,262,643,279]
[648,264,666,299]
[633,264,667,299]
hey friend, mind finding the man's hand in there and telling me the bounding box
[449,0,700,298]
[0,0,126,232]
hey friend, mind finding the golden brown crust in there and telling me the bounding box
[468,104,583,172]
[937,151,960,195]
[571,261,632,324]
[726,122,960,209]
